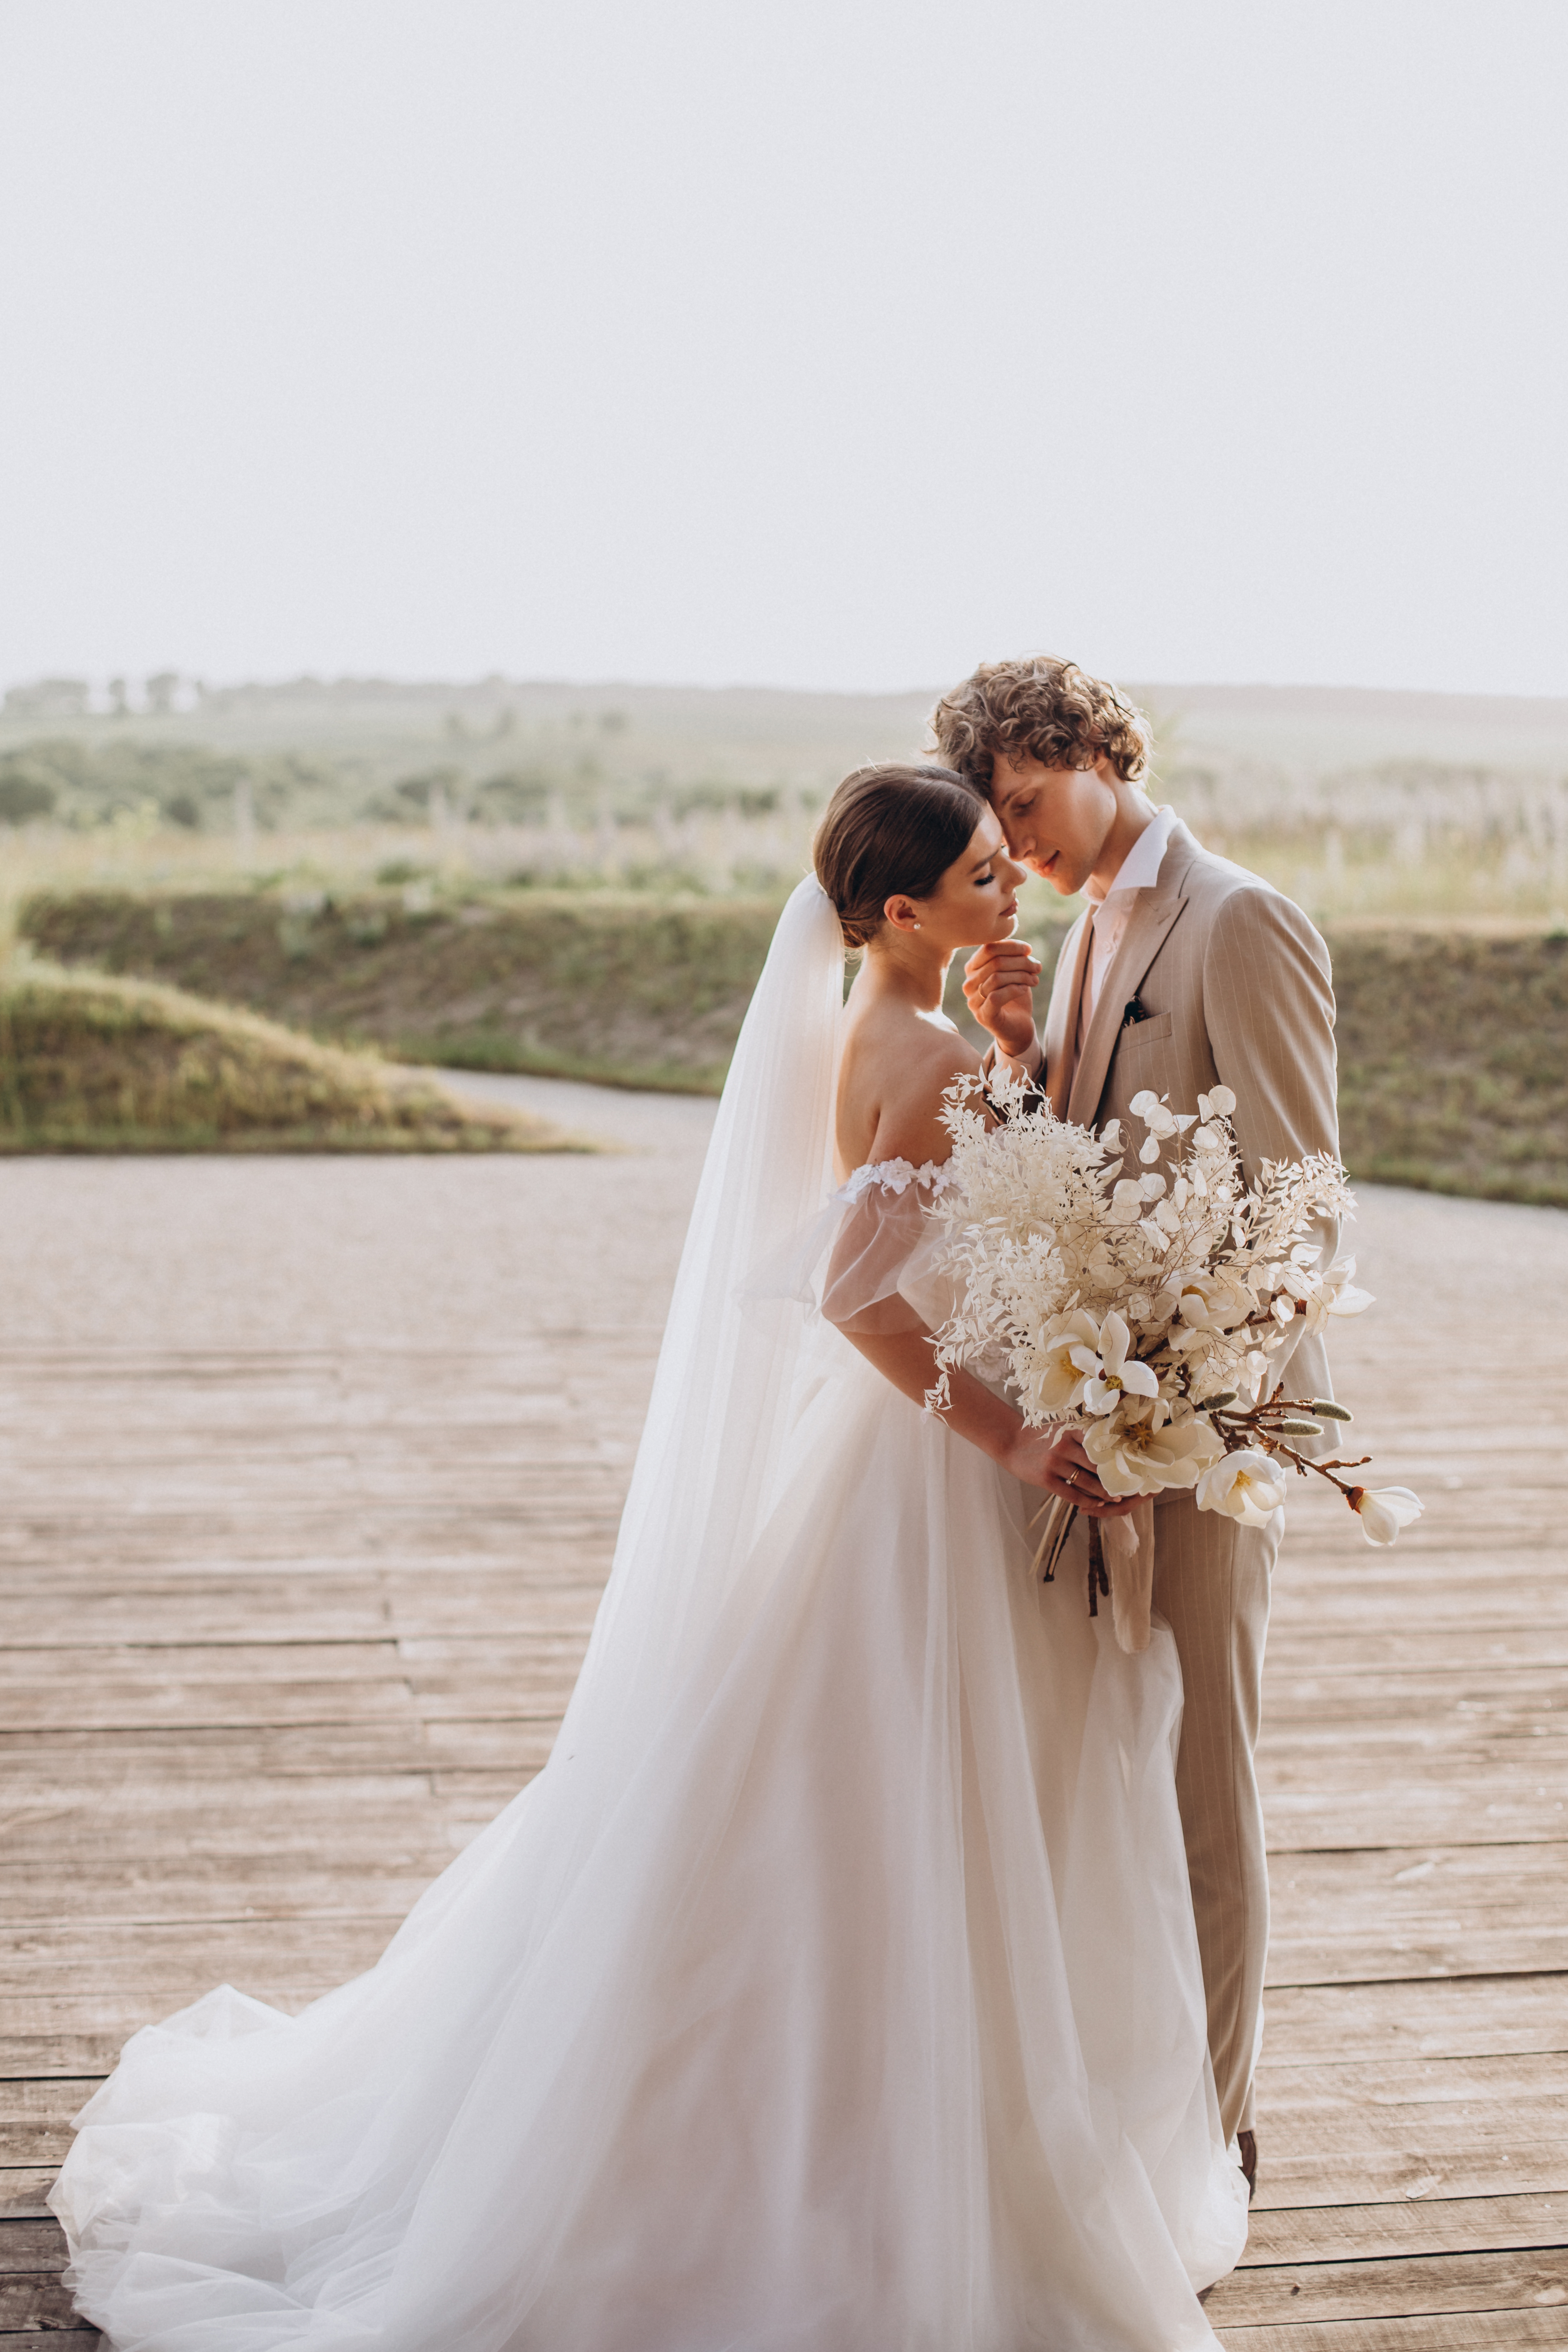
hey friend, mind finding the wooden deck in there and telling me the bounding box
[1,1078,1564,2347]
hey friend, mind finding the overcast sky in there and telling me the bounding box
[1,0,1564,698]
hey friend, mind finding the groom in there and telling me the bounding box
[931,654,1340,2196]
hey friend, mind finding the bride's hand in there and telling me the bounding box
[962,941,1042,1067]
[999,1425,1141,1517]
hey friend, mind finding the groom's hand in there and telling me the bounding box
[963,939,1042,1066]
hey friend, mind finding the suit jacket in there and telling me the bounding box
[1042,821,1341,1417]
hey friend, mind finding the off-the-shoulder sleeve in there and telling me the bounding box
[821,1180,934,1337]
[742,1160,954,1337]
[812,1160,961,1337]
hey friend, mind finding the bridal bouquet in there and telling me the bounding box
[928,1075,1423,1579]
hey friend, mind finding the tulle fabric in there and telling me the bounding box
[819,1165,951,1336]
[51,881,1246,2351]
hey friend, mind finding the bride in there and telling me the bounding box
[52,763,1248,2350]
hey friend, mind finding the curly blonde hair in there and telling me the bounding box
[930,656,1151,791]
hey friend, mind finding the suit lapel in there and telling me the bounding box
[1044,909,1093,1117]
[1066,880,1188,1128]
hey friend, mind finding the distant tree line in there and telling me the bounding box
[0,734,802,834]
[0,739,336,830]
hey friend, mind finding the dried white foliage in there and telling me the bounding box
[929,1075,1418,1542]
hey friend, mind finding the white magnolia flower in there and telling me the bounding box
[1296,1254,1375,1335]
[1352,1485,1424,1545]
[1176,1271,1253,1332]
[1196,1448,1288,1525]
[1081,1310,1160,1417]
[1086,1409,1224,1497]
[1028,1310,1103,1414]
[1324,1256,1374,1315]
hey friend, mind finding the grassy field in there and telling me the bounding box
[17,885,1568,1204]
[1330,926,1568,1205]
[4,675,1568,923]
[21,888,785,1094]
[0,961,589,1154]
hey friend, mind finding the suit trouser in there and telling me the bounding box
[1150,1490,1280,2141]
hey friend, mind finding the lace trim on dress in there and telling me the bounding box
[837,1158,956,1203]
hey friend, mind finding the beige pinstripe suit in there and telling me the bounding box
[1044,820,1339,2139]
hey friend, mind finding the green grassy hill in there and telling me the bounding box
[16,889,1568,1203]
[1329,927,1568,1205]
[21,888,785,1093]
[0,962,589,1154]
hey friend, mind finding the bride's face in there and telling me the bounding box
[898,810,1025,949]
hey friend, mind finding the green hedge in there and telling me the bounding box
[17,890,1568,1204]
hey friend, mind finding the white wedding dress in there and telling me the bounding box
[52,880,1247,2351]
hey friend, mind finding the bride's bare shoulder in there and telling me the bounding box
[837,1000,983,1172]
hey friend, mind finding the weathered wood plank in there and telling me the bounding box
[0,1678,423,1731]
[1268,1572,1567,1620]
[0,2267,84,2329]
[1258,1977,1568,2061]
[1258,1775,1568,1850]
[1241,2191,1568,2266]
[0,2219,95,2347]
[0,1991,319,2080]
[1250,2112,1564,2218]
[1266,1846,1568,1982]
[0,2177,67,2211]
[0,1575,601,1649]
[0,1917,395,1998]
[0,1729,442,1778]
[0,2222,73,2276]
[1260,2050,1568,2112]
[1214,2311,1568,2349]
[0,1773,461,1838]
[1209,2246,1568,2325]
[1,1873,437,1927]
[1266,1629,1568,1672]
[0,2332,101,2347]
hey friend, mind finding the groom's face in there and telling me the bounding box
[987,752,1118,897]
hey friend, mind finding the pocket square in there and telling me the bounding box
[1121,995,1151,1029]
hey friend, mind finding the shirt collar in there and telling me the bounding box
[1100,804,1178,903]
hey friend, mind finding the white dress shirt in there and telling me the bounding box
[1079,803,1179,1034]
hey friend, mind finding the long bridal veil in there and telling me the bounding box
[548,871,847,1762]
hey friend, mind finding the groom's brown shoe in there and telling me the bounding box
[1236,2130,1257,2203]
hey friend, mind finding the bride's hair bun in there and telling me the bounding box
[814,764,987,949]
